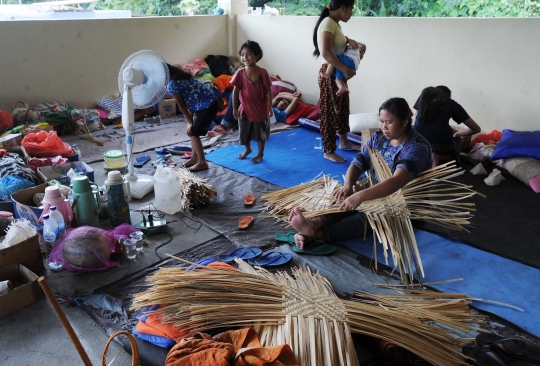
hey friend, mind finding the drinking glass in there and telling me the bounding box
[124,239,137,260]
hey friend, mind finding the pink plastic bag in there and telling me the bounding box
[22,130,73,157]
[49,226,118,272]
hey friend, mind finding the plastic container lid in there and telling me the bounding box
[104,150,125,159]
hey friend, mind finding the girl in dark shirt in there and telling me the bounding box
[413,85,481,167]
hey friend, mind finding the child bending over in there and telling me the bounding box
[167,64,219,172]
[231,40,273,163]
[324,39,366,96]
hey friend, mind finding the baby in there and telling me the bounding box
[325,40,366,96]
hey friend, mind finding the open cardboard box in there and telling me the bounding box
[37,161,95,185]
[0,233,43,272]
[0,264,42,317]
[11,183,48,229]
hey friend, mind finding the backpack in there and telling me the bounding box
[204,55,231,77]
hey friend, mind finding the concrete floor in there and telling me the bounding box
[0,151,222,366]
[2,132,538,366]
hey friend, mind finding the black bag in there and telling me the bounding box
[204,55,231,77]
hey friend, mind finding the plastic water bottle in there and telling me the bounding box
[49,206,66,239]
[43,214,62,271]
[72,144,82,159]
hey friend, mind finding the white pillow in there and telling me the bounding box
[349,113,380,134]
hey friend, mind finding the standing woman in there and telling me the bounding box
[313,0,365,163]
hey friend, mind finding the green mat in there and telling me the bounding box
[274,232,337,255]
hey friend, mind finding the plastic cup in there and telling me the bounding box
[314,137,322,149]
[130,231,143,252]
[124,239,137,259]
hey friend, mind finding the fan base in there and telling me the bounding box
[125,174,154,199]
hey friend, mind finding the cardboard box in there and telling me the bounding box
[0,264,42,317]
[0,234,43,272]
[0,133,23,148]
[157,99,177,118]
[37,161,94,185]
[361,128,380,146]
[11,183,48,228]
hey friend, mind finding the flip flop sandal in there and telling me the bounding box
[243,193,256,206]
[247,251,292,268]
[477,334,540,365]
[274,232,337,255]
[134,155,151,168]
[238,216,254,229]
[182,152,193,159]
[216,247,262,263]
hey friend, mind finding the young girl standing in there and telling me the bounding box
[166,64,219,172]
[230,40,273,163]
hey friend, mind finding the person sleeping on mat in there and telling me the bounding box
[208,91,303,137]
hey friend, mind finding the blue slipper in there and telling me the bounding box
[340,146,361,151]
[186,257,219,271]
[134,155,151,167]
[247,251,292,267]
[217,247,262,263]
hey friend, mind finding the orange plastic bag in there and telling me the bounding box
[0,110,14,131]
[22,130,73,157]
[469,130,503,149]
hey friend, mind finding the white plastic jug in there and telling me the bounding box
[153,166,182,215]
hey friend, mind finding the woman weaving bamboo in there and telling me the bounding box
[289,97,433,249]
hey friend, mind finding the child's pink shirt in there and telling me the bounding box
[230,67,271,122]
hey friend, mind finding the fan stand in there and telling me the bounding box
[122,79,155,199]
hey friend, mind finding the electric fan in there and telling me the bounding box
[118,50,169,199]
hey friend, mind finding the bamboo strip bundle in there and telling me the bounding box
[259,151,484,284]
[131,260,482,366]
[173,167,218,210]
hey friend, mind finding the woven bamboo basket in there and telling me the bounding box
[102,331,140,366]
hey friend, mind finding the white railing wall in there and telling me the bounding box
[0,16,229,109]
[237,16,540,132]
[1,15,539,132]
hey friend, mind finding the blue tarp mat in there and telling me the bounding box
[207,126,540,338]
[206,128,360,187]
[340,230,540,338]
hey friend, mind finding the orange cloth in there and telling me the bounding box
[166,328,298,366]
[214,75,234,93]
[135,305,190,342]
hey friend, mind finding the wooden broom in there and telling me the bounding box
[131,259,484,366]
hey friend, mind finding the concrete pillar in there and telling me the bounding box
[220,0,247,61]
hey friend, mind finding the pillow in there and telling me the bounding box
[269,74,296,97]
[349,113,380,134]
[498,157,540,193]
[491,129,540,161]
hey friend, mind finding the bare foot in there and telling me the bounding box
[336,85,349,96]
[239,147,252,159]
[182,158,198,168]
[187,162,209,172]
[250,154,263,163]
[324,152,347,163]
[289,208,315,250]
[339,141,362,151]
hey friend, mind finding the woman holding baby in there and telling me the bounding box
[312,0,366,163]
